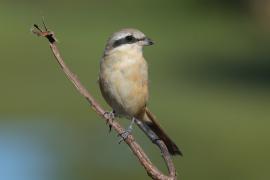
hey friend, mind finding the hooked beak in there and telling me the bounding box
[144,37,154,46]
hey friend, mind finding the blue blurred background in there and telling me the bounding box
[0,0,270,179]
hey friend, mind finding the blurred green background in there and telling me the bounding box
[1,0,270,179]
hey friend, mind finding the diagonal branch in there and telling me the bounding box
[31,23,177,180]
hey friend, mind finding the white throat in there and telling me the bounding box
[105,44,143,57]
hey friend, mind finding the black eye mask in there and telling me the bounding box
[112,35,145,48]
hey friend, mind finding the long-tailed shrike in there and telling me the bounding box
[99,28,182,156]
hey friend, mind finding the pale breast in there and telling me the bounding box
[99,53,148,117]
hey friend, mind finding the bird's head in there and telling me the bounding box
[104,28,154,56]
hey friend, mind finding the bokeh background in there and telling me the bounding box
[1,0,270,179]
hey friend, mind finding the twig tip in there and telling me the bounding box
[31,21,57,44]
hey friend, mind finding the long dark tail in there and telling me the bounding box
[143,108,182,156]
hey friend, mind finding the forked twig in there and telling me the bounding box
[31,23,177,180]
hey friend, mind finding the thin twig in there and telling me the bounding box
[31,23,177,180]
[135,120,176,177]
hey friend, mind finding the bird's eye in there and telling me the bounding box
[125,35,135,42]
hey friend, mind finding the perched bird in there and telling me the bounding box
[99,28,182,156]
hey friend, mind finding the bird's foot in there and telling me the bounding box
[118,117,135,144]
[104,110,115,121]
[118,128,132,144]
[104,110,116,132]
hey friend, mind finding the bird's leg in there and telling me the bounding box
[104,110,116,132]
[118,117,135,143]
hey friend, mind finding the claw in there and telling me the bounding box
[109,124,112,132]
[104,111,116,132]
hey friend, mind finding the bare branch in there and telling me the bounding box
[31,23,177,180]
